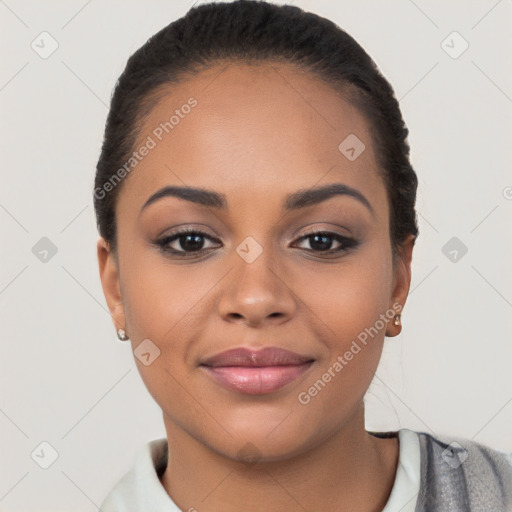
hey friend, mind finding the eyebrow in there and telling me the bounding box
[140,183,374,216]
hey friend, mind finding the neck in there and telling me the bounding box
[159,404,399,512]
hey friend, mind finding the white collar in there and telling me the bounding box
[100,428,420,512]
[381,428,421,512]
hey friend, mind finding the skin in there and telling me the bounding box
[98,61,415,511]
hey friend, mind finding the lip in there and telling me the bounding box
[200,347,315,395]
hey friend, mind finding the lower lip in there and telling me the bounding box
[201,362,313,395]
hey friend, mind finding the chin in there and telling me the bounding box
[209,417,320,463]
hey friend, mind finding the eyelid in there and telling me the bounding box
[295,224,352,238]
[155,223,219,239]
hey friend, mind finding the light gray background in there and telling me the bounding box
[1,0,511,510]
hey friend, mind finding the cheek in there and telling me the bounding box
[293,257,393,425]
[120,250,220,386]
[119,253,208,413]
[121,249,207,332]
[296,251,394,348]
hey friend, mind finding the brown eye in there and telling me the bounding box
[294,231,358,254]
[156,229,221,256]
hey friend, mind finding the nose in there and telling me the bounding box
[217,245,297,328]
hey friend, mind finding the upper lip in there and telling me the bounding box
[201,347,314,367]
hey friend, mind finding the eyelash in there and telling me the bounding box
[154,227,359,259]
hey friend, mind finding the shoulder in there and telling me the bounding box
[415,430,512,511]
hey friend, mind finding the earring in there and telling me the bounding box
[393,314,401,326]
[117,328,129,341]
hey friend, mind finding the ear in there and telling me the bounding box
[386,234,415,337]
[97,237,126,335]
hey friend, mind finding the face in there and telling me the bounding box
[98,62,413,462]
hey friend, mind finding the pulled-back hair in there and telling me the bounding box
[94,0,419,257]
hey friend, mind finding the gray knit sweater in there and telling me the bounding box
[413,431,512,511]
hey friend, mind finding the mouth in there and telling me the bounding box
[200,347,315,395]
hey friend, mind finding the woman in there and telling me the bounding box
[94,1,512,510]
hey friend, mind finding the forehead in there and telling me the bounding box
[118,61,387,215]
